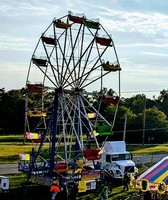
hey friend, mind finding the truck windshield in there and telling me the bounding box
[112,154,131,161]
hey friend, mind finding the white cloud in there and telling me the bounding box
[142,52,168,57]
[100,10,168,35]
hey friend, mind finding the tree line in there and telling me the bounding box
[1,87,168,144]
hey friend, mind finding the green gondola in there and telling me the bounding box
[85,19,100,29]
[96,125,112,136]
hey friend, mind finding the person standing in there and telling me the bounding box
[74,182,79,199]
[59,179,68,199]
[100,186,109,200]
[50,179,60,200]
[94,161,101,170]
[69,182,78,200]
[52,178,60,186]
[71,159,77,173]
[123,173,130,191]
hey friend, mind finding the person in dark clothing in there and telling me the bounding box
[71,159,77,173]
[59,179,68,199]
[123,173,130,191]
[68,182,78,200]
[94,161,101,170]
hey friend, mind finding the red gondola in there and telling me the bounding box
[68,15,84,24]
[32,58,47,67]
[42,36,56,45]
[83,149,100,160]
[55,162,67,173]
[96,37,112,46]
[102,95,119,105]
[27,84,44,93]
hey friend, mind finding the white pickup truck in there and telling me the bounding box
[100,141,138,179]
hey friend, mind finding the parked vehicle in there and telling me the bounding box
[100,141,138,179]
[0,176,9,193]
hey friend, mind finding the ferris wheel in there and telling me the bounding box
[23,11,121,175]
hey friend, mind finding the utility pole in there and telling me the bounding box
[123,113,127,141]
[142,95,146,145]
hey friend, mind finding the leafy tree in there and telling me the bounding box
[104,103,137,141]
[123,94,145,114]
[0,88,25,133]
[1,86,168,144]
[144,106,168,143]
[158,89,168,116]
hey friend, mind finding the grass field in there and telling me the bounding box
[1,134,168,164]
[0,134,167,199]
[127,144,168,155]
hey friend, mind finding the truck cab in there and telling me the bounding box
[100,141,138,179]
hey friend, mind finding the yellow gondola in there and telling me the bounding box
[27,110,47,117]
[102,61,121,72]
[53,19,71,29]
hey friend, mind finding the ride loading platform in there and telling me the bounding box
[18,151,102,192]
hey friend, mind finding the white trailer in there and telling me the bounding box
[0,176,9,193]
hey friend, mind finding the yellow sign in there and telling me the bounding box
[78,180,87,193]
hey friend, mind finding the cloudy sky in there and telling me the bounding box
[0,0,168,98]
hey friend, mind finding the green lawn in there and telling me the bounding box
[127,144,168,155]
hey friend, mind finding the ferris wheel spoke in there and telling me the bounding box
[53,26,62,85]
[78,46,108,88]
[56,43,76,87]
[81,94,112,126]
[60,25,84,87]
[34,64,58,87]
[76,25,85,87]
[41,38,75,88]
[77,39,97,86]
[62,97,83,150]
[41,38,60,87]
[64,25,84,86]
[63,38,95,88]
[81,68,111,89]
[64,93,96,140]
[59,27,73,85]
[59,98,69,162]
